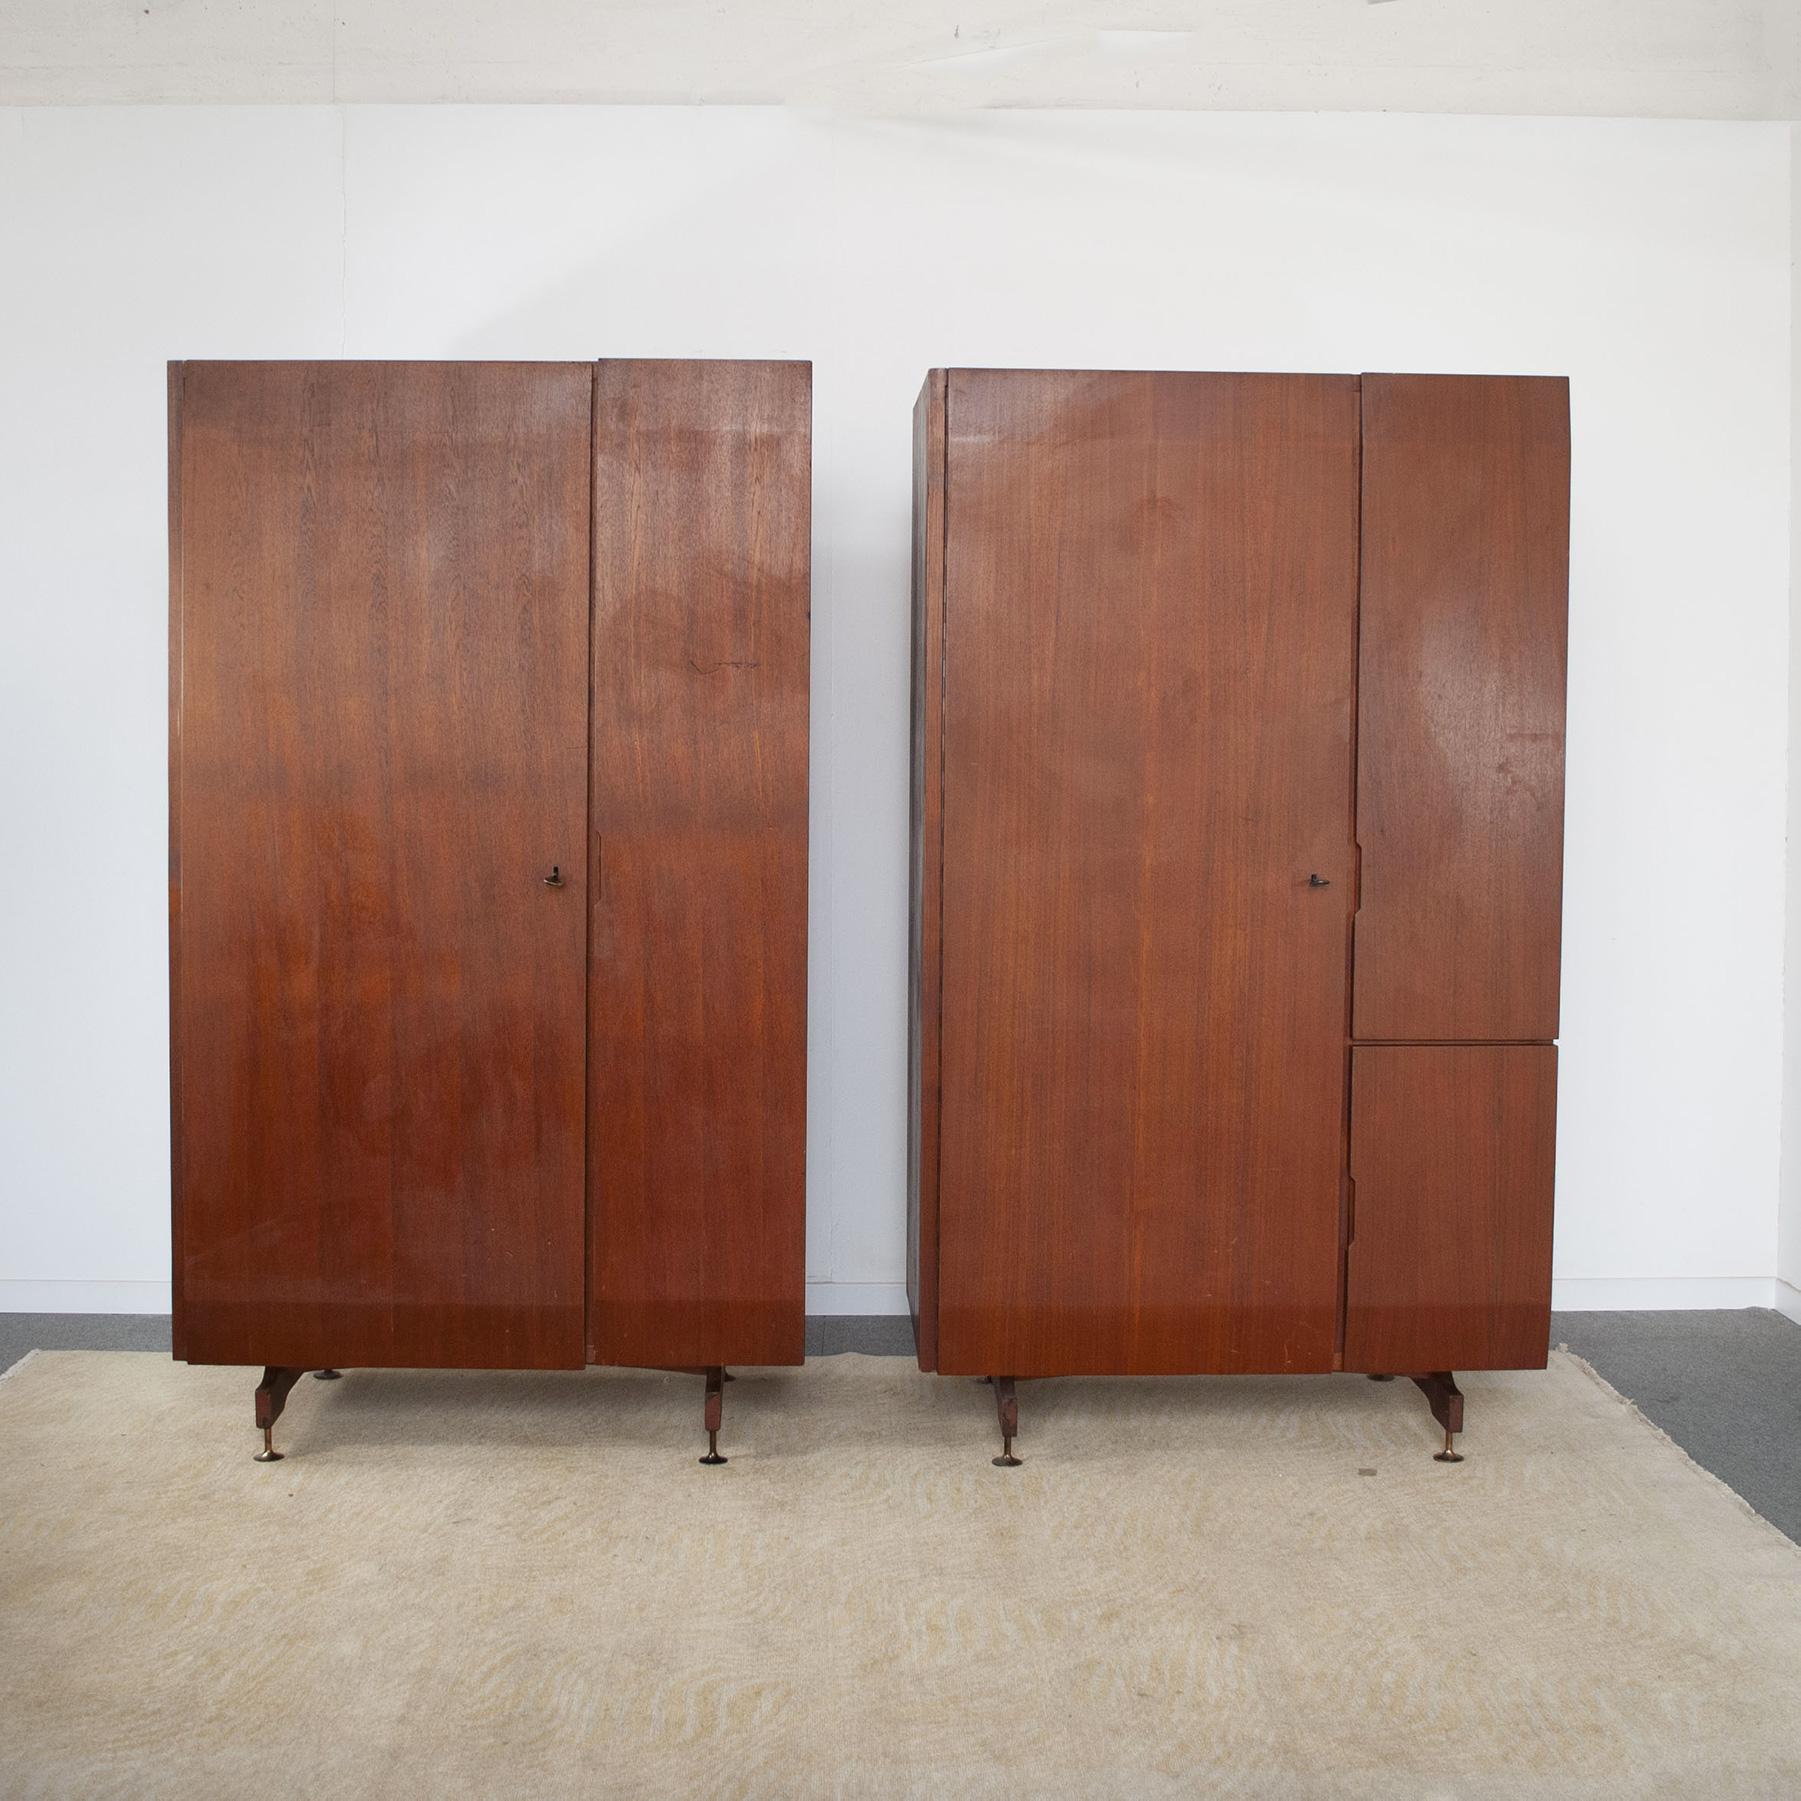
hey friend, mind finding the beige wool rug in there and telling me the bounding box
[2,1350,1799,1800]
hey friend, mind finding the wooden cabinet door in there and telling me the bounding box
[1354,375,1569,1042]
[934,371,1360,1377]
[587,361,810,1369]
[171,362,592,1370]
[1343,1045,1557,1372]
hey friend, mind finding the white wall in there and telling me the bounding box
[1782,124,1801,1325]
[0,106,1791,1315]
[6,0,1800,117]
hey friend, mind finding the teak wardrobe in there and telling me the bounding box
[169,359,810,1462]
[908,369,1568,1463]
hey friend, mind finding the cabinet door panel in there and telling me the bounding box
[1344,1045,1556,1373]
[172,361,592,1370]
[936,370,1360,1377]
[587,361,810,1369]
[1354,374,1569,1042]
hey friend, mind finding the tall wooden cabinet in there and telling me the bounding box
[909,369,1567,1462]
[169,360,809,1461]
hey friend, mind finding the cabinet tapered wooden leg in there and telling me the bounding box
[991,1375,1022,1467]
[253,1366,305,1463]
[700,1366,727,1466]
[1410,1372,1465,1463]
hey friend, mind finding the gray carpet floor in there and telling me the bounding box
[4,1309,1795,1542]
[1554,1308,1800,1542]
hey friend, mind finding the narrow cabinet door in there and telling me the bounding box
[1354,375,1570,1042]
[588,361,810,1369]
[172,362,592,1369]
[1344,1045,1557,1372]
[936,371,1360,1377]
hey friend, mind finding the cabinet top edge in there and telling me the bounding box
[935,366,1567,383]
[1360,370,1570,388]
[168,358,813,374]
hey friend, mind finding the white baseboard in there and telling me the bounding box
[1549,1276,1777,1311]
[1,1276,1788,1322]
[0,1281,173,1314]
[805,1282,910,1317]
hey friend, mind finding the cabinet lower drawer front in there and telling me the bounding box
[1343,1044,1556,1374]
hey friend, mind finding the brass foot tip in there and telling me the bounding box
[699,1452,728,1466]
[314,1368,342,1380]
[993,1450,1023,1468]
[253,1447,284,1463]
[1435,1447,1464,1464]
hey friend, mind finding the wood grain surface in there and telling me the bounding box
[1353,374,1569,1043]
[586,360,810,1370]
[1343,1043,1557,1372]
[933,370,1361,1377]
[171,361,592,1370]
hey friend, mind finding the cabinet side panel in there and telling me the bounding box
[175,362,593,1370]
[1344,1044,1556,1372]
[1353,374,1569,1042]
[908,372,947,1371]
[168,362,186,1360]
[588,360,810,1369]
